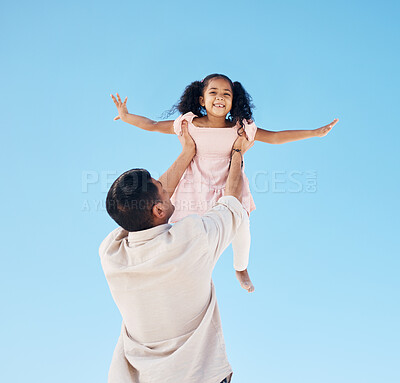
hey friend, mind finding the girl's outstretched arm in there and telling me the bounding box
[111,93,174,134]
[255,118,339,144]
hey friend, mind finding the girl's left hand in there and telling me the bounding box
[314,118,339,137]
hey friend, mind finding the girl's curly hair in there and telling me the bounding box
[165,73,255,135]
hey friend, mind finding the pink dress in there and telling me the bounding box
[170,112,257,223]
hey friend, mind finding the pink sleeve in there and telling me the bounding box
[173,112,197,136]
[173,114,184,135]
[243,119,257,141]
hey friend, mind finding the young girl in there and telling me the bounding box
[111,73,338,292]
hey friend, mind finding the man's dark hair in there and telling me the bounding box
[106,169,160,232]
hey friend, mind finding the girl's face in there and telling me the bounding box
[199,78,233,118]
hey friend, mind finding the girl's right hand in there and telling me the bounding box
[111,93,129,121]
[233,133,254,154]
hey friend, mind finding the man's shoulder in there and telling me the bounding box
[170,214,206,239]
[171,196,244,236]
[99,227,128,258]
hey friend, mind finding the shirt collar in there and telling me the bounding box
[127,223,172,246]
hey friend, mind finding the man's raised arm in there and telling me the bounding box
[224,135,254,202]
[158,121,196,198]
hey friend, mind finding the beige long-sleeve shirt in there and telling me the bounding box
[100,196,245,383]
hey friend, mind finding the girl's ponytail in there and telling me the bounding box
[231,81,255,135]
[164,80,205,118]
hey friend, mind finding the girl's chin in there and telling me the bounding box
[208,107,229,116]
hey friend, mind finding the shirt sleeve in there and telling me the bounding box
[201,195,246,265]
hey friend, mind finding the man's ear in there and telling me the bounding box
[199,96,205,107]
[152,202,165,219]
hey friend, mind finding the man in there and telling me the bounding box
[100,124,253,382]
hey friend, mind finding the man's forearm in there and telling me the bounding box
[158,149,194,198]
[225,151,243,202]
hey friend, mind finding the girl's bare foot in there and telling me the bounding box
[235,269,255,293]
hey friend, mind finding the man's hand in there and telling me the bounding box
[233,132,254,154]
[158,120,196,198]
[314,118,339,137]
[111,93,129,121]
[180,120,196,156]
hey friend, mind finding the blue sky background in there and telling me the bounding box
[1,0,399,382]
